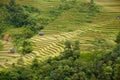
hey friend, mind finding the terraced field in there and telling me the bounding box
[0,41,20,70]
[22,17,119,64]
[94,0,120,12]
[85,0,120,12]
[22,30,81,64]
[0,21,119,70]
[0,0,120,70]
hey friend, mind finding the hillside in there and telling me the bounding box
[0,0,120,72]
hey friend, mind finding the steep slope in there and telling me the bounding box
[0,0,120,70]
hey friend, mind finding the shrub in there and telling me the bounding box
[49,8,62,18]
[0,26,5,35]
[115,32,120,44]
[21,40,33,55]
[77,2,90,12]
[89,4,100,13]
[23,27,34,39]
[0,41,3,51]
[23,5,40,13]
[59,0,77,10]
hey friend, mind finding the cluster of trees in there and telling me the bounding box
[20,40,33,55]
[0,0,43,39]
[5,0,29,27]
[0,32,120,80]
[13,37,33,54]
[49,0,100,23]
[4,0,38,27]
[49,0,81,20]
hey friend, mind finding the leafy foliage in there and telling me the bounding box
[20,40,33,55]
[4,0,38,27]
[0,41,3,51]
[5,0,28,27]
[115,32,120,44]
[0,26,5,36]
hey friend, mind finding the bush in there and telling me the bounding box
[34,25,44,31]
[59,0,77,10]
[0,41,3,51]
[77,2,89,12]
[115,32,120,44]
[23,5,40,13]
[49,0,76,19]
[49,8,62,18]
[21,40,33,55]
[89,4,100,13]
[23,27,34,39]
[0,26,5,35]
[38,18,49,25]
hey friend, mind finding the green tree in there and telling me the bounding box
[73,40,80,51]
[0,26,5,35]
[5,0,30,27]
[115,32,120,44]
[73,41,80,59]
[0,41,3,51]
[9,0,15,6]
[23,27,34,38]
[31,58,39,69]
[17,57,24,65]
[21,40,33,55]
[90,0,94,4]
[63,41,73,58]
[113,57,120,80]
[102,65,113,80]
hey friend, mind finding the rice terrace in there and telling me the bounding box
[0,0,120,80]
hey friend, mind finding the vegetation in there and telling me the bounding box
[0,39,120,80]
[20,40,33,55]
[0,42,3,51]
[0,0,119,79]
[115,32,120,44]
[4,0,36,27]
